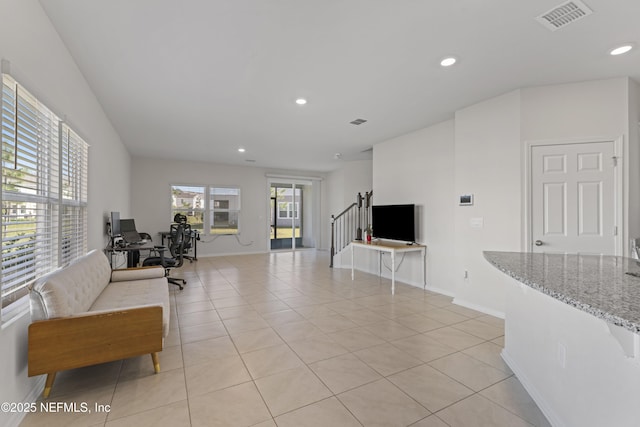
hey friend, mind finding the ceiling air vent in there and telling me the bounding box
[350,118,367,125]
[536,1,593,31]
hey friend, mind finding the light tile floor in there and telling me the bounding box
[20,250,551,427]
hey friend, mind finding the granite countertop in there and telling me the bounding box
[484,251,640,335]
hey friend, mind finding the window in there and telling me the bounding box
[1,74,88,322]
[171,185,205,231]
[210,187,240,235]
[171,185,240,235]
[277,202,299,219]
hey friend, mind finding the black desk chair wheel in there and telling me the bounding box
[142,225,187,290]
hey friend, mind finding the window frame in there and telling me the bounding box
[209,186,240,235]
[277,201,299,219]
[1,73,89,323]
[170,184,241,235]
[170,185,206,233]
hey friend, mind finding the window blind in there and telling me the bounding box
[1,74,89,320]
[60,124,88,266]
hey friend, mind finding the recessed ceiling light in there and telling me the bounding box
[610,44,634,56]
[295,98,307,105]
[238,148,246,153]
[440,57,457,67]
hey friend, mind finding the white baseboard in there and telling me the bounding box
[333,254,506,319]
[426,284,456,298]
[501,349,563,427]
[198,247,328,259]
[196,250,268,258]
[333,262,458,298]
[452,298,505,319]
[2,376,46,427]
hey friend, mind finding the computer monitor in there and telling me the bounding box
[120,218,142,243]
[110,211,121,237]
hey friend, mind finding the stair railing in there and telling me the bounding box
[330,190,372,267]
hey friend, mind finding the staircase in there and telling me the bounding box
[330,191,372,268]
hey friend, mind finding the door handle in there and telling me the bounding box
[535,240,543,246]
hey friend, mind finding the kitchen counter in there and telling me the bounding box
[484,251,640,427]
[484,251,640,334]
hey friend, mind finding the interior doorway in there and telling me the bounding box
[527,138,622,255]
[269,179,316,251]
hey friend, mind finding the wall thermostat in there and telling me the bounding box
[459,194,474,206]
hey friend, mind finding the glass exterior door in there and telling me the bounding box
[270,183,302,250]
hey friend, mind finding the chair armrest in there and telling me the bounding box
[111,266,165,282]
[28,306,163,376]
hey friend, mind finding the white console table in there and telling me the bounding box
[351,240,426,295]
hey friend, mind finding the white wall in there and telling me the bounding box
[326,167,345,214]
[326,159,373,214]
[371,78,636,317]
[325,160,373,257]
[0,1,131,425]
[503,277,640,427]
[301,183,314,248]
[130,157,327,256]
[452,90,522,314]
[521,78,635,256]
[628,79,640,242]
[373,120,456,294]
[343,160,373,207]
[325,167,344,251]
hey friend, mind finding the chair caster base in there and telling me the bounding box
[168,278,186,290]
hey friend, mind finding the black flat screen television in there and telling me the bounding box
[371,204,416,243]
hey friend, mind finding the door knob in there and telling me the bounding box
[535,240,543,246]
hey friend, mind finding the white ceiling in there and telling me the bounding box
[39,0,640,172]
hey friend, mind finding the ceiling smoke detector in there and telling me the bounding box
[350,118,368,125]
[536,1,593,31]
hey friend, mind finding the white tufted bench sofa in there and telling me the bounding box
[27,249,170,398]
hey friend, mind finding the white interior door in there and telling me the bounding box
[531,141,618,255]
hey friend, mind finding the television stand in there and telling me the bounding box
[350,240,426,295]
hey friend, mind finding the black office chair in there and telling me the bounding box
[182,223,195,263]
[172,213,195,263]
[142,224,187,290]
[128,232,153,267]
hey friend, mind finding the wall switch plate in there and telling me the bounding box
[470,217,484,228]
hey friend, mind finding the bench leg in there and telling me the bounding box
[43,372,57,398]
[151,352,160,373]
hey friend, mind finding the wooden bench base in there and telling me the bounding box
[29,306,163,398]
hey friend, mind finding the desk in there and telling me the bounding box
[351,240,426,295]
[106,241,165,268]
[160,230,199,261]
